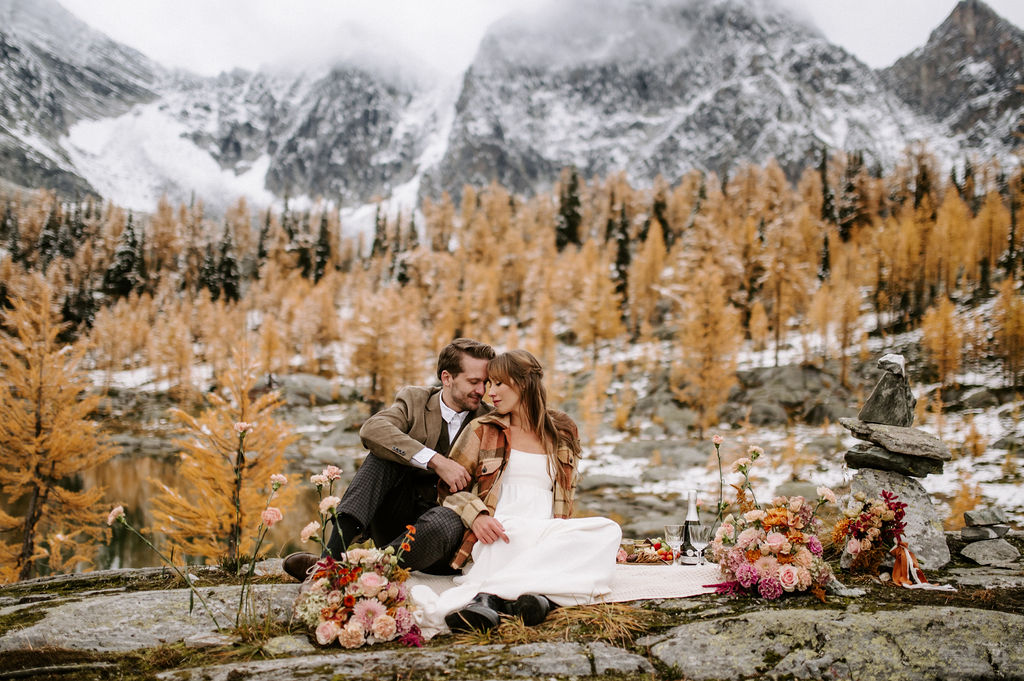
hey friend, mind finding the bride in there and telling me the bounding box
[410,349,621,637]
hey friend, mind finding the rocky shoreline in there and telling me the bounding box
[2,533,1023,681]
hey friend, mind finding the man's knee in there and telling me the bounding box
[417,506,463,542]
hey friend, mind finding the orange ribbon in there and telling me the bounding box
[889,540,956,591]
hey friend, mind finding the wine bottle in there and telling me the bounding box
[679,489,701,565]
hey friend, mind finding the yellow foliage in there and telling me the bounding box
[943,473,983,530]
[0,275,119,582]
[148,344,300,564]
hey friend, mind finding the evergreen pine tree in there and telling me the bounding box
[6,208,20,264]
[313,210,331,283]
[36,206,61,271]
[371,204,387,258]
[56,217,74,260]
[257,209,270,262]
[407,212,420,251]
[818,231,832,281]
[217,225,240,302]
[102,214,140,298]
[198,243,220,300]
[133,217,148,293]
[555,167,582,251]
[819,147,837,225]
[613,203,631,304]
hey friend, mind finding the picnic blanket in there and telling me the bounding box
[407,562,721,603]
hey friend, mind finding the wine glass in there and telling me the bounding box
[663,524,683,565]
[691,525,714,565]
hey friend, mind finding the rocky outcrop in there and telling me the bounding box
[641,606,1024,681]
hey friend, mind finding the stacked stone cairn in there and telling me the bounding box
[960,508,1021,566]
[838,354,951,569]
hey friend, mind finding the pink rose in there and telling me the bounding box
[324,465,343,480]
[371,614,397,640]
[358,572,388,598]
[301,521,321,542]
[778,564,800,592]
[107,505,125,526]
[816,486,836,504]
[789,497,804,513]
[315,620,340,645]
[261,506,283,527]
[846,539,862,555]
[765,532,788,553]
[319,496,341,514]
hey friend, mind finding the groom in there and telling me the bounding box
[284,338,494,580]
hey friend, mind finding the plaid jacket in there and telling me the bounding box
[440,410,580,569]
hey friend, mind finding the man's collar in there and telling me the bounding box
[438,392,463,422]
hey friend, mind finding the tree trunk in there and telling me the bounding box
[17,483,42,581]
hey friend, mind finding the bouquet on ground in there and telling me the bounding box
[832,490,906,574]
[707,446,836,601]
[292,467,424,648]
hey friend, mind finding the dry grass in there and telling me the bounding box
[450,602,659,647]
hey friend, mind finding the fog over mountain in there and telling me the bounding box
[0,0,1021,214]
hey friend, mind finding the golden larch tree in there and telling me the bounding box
[0,275,119,582]
[921,297,963,389]
[993,280,1024,388]
[148,345,299,564]
[670,255,742,438]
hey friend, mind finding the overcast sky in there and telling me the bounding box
[58,0,1024,77]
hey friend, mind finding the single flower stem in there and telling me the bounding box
[121,520,223,631]
[714,443,724,525]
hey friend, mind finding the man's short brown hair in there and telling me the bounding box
[436,338,495,381]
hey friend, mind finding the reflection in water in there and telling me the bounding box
[2,454,322,572]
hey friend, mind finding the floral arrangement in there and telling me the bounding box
[832,490,907,572]
[292,466,423,648]
[707,444,836,601]
[292,531,423,648]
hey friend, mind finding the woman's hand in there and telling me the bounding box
[472,514,509,544]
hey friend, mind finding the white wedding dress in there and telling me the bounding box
[411,448,622,639]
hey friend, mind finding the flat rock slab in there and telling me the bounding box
[947,567,1024,589]
[962,525,1010,541]
[844,443,943,477]
[839,419,951,461]
[964,508,1009,526]
[157,642,654,680]
[962,539,1021,566]
[642,606,1024,681]
[0,584,300,653]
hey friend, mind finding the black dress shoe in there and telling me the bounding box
[444,593,508,633]
[509,594,554,626]
[283,552,319,581]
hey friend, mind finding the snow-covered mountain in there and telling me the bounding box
[1,0,1021,213]
[882,0,1024,154]
[0,0,161,195]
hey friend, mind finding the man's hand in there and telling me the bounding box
[428,454,471,492]
[472,514,509,544]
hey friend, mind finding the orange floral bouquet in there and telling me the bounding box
[707,446,835,600]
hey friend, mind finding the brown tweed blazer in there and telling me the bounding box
[440,411,581,569]
[358,385,491,466]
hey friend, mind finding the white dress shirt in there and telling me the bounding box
[410,395,469,469]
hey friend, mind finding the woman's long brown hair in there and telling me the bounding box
[487,350,580,494]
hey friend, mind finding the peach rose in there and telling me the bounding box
[778,564,800,592]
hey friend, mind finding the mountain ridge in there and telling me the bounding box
[0,0,1020,213]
